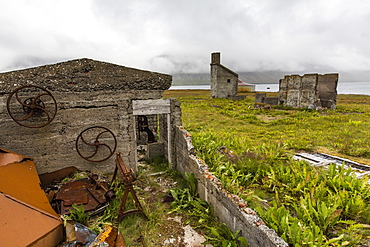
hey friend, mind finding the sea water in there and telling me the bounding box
[255,82,370,95]
[169,82,370,96]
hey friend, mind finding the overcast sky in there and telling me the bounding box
[1,0,370,75]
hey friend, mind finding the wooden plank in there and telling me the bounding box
[132,99,171,115]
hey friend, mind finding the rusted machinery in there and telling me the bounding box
[112,152,148,222]
[6,85,57,128]
[47,152,147,222]
[76,126,117,162]
[138,115,157,143]
[54,173,115,215]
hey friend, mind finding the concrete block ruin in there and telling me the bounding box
[0,58,181,174]
[210,52,245,100]
[255,93,279,106]
[279,73,338,109]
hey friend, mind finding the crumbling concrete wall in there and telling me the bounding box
[317,74,339,109]
[0,58,172,174]
[255,93,279,106]
[279,73,338,109]
[174,126,288,247]
[210,52,244,100]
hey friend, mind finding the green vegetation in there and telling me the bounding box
[65,203,90,226]
[64,157,245,246]
[163,90,370,246]
[169,172,248,246]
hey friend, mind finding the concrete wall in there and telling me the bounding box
[279,73,338,109]
[255,93,279,106]
[210,52,239,99]
[317,74,338,109]
[300,74,318,108]
[174,126,288,247]
[0,58,172,174]
[159,98,182,168]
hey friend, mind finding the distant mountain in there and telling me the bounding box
[172,70,370,85]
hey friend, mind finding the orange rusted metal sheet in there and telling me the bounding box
[39,166,80,187]
[0,148,63,246]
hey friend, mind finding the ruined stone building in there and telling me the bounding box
[210,52,245,100]
[0,58,181,174]
[279,73,339,109]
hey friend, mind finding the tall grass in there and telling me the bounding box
[164,90,370,246]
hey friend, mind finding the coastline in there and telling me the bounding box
[169,81,370,95]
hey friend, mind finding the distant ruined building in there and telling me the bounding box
[210,52,246,100]
[279,73,339,110]
[255,73,339,110]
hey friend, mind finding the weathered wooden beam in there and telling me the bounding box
[132,99,171,115]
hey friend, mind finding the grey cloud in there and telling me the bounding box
[0,0,370,76]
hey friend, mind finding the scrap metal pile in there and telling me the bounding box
[42,170,115,217]
[0,148,147,247]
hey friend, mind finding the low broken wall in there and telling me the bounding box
[174,126,288,247]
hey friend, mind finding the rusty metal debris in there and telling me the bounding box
[89,225,127,247]
[1,148,143,246]
[89,172,116,201]
[63,221,97,246]
[39,166,80,188]
[62,222,126,247]
[0,148,63,246]
[112,152,148,221]
[6,85,57,128]
[76,126,117,162]
[42,167,129,247]
[53,172,114,215]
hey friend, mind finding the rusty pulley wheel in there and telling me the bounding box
[76,126,117,162]
[7,85,57,128]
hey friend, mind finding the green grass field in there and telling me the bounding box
[164,90,370,246]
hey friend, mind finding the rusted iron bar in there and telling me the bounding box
[88,173,116,201]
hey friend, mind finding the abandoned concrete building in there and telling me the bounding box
[255,73,339,110]
[0,58,181,174]
[210,52,246,100]
[279,73,339,109]
[0,58,287,247]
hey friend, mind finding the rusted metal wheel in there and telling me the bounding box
[76,126,117,162]
[6,85,57,128]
